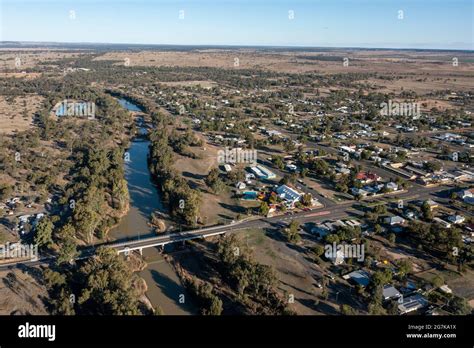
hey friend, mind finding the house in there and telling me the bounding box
[383,285,401,300]
[250,165,276,179]
[459,188,474,205]
[275,185,302,207]
[19,215,32,224]
[398,294,428,314]
[340,145,356,154]
[363,185,383,194]
[336,167,351,175]
[236,182,246,190]
[286,164,298,172]
[250,166,264,178]
[310,225,330,240]
[351,187,369,197]
[385,182,399,191]
[33,213,45,227]
[404,210,417,220]
[439,285,453,294]
[433,217,451,229]
[342,270,371,287]
[266,130,282,137]
[384,216,405,226]
[451,170,473,182]
[245,173,255,181]
[448,215,465,224]
[6,197,21,207]
[355,172,381,184]
[425,199,439,210]
[464,222,474,234]
[344,219,361,228]
[258,165,276,179]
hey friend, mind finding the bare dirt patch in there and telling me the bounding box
[0,95,43,134]
[0,268,48,315]
[238,228,322,315]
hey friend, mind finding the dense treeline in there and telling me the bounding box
[148,113,202,226]
[43,248,142,315]
[1,84,133,252]
[56,145,129,244]
[182,277,223,315]
[216,235,295,315]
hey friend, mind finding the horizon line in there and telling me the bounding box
[1,40,473,52]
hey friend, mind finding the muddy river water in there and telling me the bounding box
[109,98,195,314]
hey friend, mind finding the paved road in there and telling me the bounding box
[0,184,449,271]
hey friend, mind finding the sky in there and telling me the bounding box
[1,0,473,49]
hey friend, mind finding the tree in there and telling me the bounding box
[371,269,393,288]
[325,234,340,244]
[205,167,225,194]
[228,167,246,183]
[431,275,444,288]
[374,224,383,234]
[335,182,348,193]
[283,220,301,243]
[73,203,101,243]
[388,233,396,244]
[34,216,54,249]
[0,183,13,200]
[374,204,387,215]
[208,296,223,315]
[368,301,386,315]
[340,304,355,315]
[49,288,75,315]
[450,296,471,315]
[396,259,412,278]
[312,245,325,258]
[43,269,67,288]
[216,235,289,314]
[301,193,312,206]
[423,161,442,173]
[259,201,270,216]
[56,236,79,265]
[272,156,285,170]
[284,140,295,152]
[76,247,141,315]
[421,201,433,220]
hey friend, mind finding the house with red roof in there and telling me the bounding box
[355,171,381,184]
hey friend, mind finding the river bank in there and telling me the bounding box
[110,98,195,315]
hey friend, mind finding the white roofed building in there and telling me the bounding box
[275,185,302,207]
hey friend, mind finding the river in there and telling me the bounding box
[110,98,195,315]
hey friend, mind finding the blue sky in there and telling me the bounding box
[1,0,472,49]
